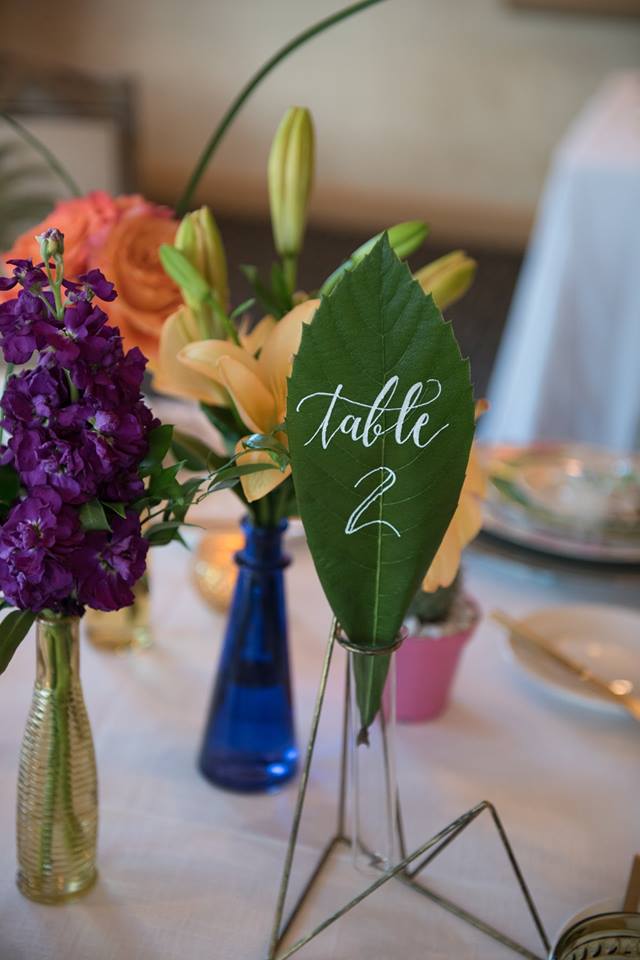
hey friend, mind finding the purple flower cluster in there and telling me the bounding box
[0,254,154,614]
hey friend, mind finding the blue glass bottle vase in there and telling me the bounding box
[198,517,298,792]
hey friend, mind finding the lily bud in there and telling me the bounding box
[175,206,229,312]
[414,250,476,311]
[386,221,429,260]
[268,106,315,259]
[319,220,428,297]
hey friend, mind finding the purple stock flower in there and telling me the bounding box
[41,300,113,367]
[0,487,83,613]
[72,511,148,612]
[1,364,69,433]
[0,290,58,364]
[63,269,116,303]
[6,259,49,293]
[15,434,98,505]
[0,233,157,615]
[98,471,145,503]
[0,275,18,292]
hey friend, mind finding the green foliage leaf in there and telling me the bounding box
[140,424,174,477]
[0,609,36,674]
[144,521,184,546]
[230,297,256,321]
[79,499,111,531]
[287,235,474,734]
[207,459,278,494]
[103,501,127,519]
[240,264,289,318]
[270,262,294,314]
[242,433,290,470]
[170,477,204,523]
[147,463,183,501]
[0,464,20,506]
[171,430,226,472]
[200,403,241,455]
[159,245,210,303]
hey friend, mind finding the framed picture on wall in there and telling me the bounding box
[507,0,640,15]
[0,54,135,248]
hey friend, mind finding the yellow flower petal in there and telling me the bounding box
[421,443,487,593]
[179,338,262,383]
[153,307,228,405]
[239,315,277,355]
[235,442,291,502]
[259,299,319,419]
[422,529,461,592]
[216,355,278,435]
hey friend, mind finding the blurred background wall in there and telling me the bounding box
[2,0,639,248]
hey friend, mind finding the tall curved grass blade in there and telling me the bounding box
[1,112,82,198]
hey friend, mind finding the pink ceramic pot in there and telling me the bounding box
[390,595,480,723]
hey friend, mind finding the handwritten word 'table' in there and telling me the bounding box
[296,376,449,451]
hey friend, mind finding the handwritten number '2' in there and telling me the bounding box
[345,467,401,538]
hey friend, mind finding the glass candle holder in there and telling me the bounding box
[85,566,152,652]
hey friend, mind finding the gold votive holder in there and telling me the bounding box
[85,568,152,652]
[193,525,244,612]
[552,912,640,959]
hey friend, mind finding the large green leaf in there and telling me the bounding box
[287,235,474,735]
[0,610,36,675]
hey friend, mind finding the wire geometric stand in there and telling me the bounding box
[267,619,551,960]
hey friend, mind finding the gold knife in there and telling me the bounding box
[492,610,640,722]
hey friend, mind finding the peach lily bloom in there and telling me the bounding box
[177,299,319,502]
[421,402,488,592]
[154,306,279,405]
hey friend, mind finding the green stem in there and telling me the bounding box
[176,0,389,216]
[254,495,271,528]
[43,258,63,321]
[1,112,82,199]
[54,626,83,846]
[207,291,240,345]
[38,630,60,875]
[270,479,290,525]
[282,255,297,296]
[37,620,83,876]
[64,369,80,403]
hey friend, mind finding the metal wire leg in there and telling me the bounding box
[266,623,550,960]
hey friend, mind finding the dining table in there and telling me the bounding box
[1,489,638,960]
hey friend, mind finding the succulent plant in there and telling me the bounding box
[408,575,461,625]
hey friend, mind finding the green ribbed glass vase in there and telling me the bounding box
[16,613,98,903]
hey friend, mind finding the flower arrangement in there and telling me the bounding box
[0,228,207,666]
[0,1,489,802]
[0,227,216,900]
[0,113,486,613]
[151,107,481,539]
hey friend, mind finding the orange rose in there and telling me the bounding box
[1,192,169,284]
[2,191,178,365]
[94,213,181,367]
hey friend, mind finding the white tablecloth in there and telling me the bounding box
[1,497,638,960]
[482,71,640,452]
